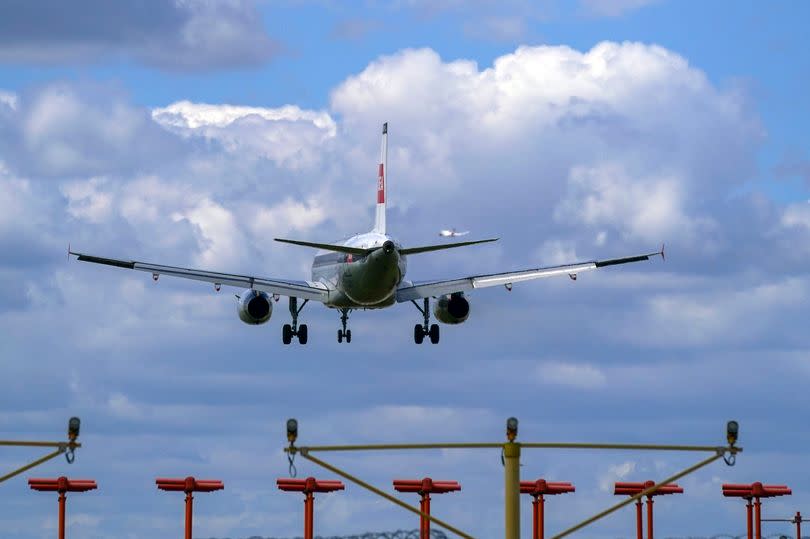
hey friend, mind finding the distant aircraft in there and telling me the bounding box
[439,228,469,237]
[70,123,664,345]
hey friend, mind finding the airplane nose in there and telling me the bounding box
[383,240,396,254]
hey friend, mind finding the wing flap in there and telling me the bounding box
[396,249,662,302]
[70,250,331,302]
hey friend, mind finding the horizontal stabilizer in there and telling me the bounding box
[399,238,498,255]
[274,238,369,255]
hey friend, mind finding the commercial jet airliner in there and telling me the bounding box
[70,123,664,345]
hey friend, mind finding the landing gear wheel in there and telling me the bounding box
[345,329,352,343]
[429,323,440,344]
[298,324,308,344]
[414,324,424,344]
[282,324,293,345]
[337,330,343,343]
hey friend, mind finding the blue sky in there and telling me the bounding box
[1,1,810,538]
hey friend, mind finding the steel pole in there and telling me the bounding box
[538,494,545,539]
[754,498,761,539]
[58,491,66,539]
[504,442,521,539]
[636,499,643,539]
[421,493,431,539]
[746,499,753,539]
[184,492,193,539]
[796,511,801,539]
[304,492,313,539]
[532,497,540,539]
[646,496,654,539]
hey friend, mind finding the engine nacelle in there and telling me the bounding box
[433,292,470,325]
[237,289,273,325]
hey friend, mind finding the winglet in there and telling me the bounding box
[660,243,666,262]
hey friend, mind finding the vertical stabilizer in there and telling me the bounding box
[373,122,388,234]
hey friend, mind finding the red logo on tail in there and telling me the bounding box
[377,164,385,203]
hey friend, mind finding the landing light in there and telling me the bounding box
[68,417,81,441]
[287,418,298,443]
[727,420,738,447]
[506,417,518,442]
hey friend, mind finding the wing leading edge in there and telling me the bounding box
[395,248,664,302]
[69,251,330,302]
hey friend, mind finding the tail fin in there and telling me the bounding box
[373,122,388,234]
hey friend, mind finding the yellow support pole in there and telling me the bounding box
[503,441,521,539]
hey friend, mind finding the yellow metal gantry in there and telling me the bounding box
[284,418,741,539]
[0,417,83,485]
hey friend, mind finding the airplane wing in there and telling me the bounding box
[69,250,331,302]
[396,248,664,302]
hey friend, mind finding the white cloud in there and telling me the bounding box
[555,162,710,242]
[535,361,607,389]
[579,0,659,17]
[62,177,113,223]
[599,461,636,492]
[0,89,17,109]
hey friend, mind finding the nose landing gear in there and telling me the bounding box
[282,297,308,345]
[411,298,440,344]
[337,309,352,343]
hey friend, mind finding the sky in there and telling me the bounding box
[1,1,810,538]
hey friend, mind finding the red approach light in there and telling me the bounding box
[614,481,684,496]
[615,481,684,539]
[29,477,97,492]
[156,477,224,492]
[393,478,461,539]
[722,482,792,498]
[393,478,462,494]
[520,479,576,539]
[721,482,792,539]
[29,477,98,539]
[278,477,345,539]
[520,480,576,496]
[276,477,345,493]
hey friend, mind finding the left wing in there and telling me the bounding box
[396,248,664,302]
[69,250,330,302]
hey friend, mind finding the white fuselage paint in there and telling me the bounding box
[310,232,408,309]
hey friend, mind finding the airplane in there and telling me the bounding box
[69,123,664,345]
[439,228,469,237]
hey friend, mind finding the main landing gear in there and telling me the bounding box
[337,309,352,343]
[282,297,308,345]
[411,298,440,344]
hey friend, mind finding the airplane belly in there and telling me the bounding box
[339,257,401,307]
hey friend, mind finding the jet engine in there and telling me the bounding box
[433,292,470,324]
[237,289,273,325]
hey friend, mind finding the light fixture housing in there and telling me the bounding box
[506,417,518,442]
[287,418,298,443]
[726,420,739,446]
[68,417,81,440]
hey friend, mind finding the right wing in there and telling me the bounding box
[70,251,331,302]
[396,248,664,302]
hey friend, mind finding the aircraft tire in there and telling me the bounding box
[429,324,440,344]
[298,324,308,345]
[337,330,343,343]
[414,324,424,344]
[346,329,352,343]
[282,324,293,345]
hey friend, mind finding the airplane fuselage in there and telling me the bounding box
[311,232,408,308]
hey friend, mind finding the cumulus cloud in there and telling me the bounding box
[0,0,279,71]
